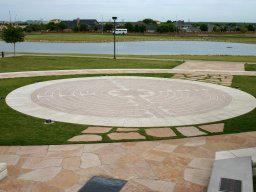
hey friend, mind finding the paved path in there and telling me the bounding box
[174,60,245,71]
[1,55,256,79]
[1,68,256,79]
[0,132,256,192]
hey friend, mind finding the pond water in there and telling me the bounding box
[1,40,256,55]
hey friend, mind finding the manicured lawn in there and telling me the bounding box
[224,76,256,133]
[0,56,182,73]
[245,63,256,71]
[16,53,256,63]
[0,73,175,146]
[130,55,256,63]
[23,33,256,44]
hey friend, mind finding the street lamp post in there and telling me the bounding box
[112,16,117,59]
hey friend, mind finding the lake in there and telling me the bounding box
[1,41,256,55]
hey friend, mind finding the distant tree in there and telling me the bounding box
[239,26,248,33]
[142,18,156,25]
[1,25,25,57]
[247,24,255,31]
[73,26,80,32]
[134,25,140,32]
[213,26,221,32]
[80,24,88,32]
[139,25,146,33]
[200,24,208,32]
[46,22,58,31]
[103,23,113,32]
[124,23,134,32]
[166,20,172,24]
[157,23,175,33]
[58,22,67,31]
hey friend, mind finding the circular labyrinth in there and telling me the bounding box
[6,76,256,127]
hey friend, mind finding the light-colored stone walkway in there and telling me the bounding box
[108,132,145,140]
[116,128,139,132]
[1,68,256,80]
[0,132,256,192]
[82,127,112,134]
[145,128,176,137]
[68,135,102,142]
[199,124,224,133]
[174,60,245,71]
[176,126,207,137]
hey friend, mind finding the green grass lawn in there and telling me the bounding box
[0,73,174,145]
[245,63,256,71]
[16,53,256,63]
[0,56,182,73]
[0,74,255,145]
[224,76,256,133]
[124,55,256,63]
[22,33,256,44]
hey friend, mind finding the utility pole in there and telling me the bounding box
[112,16,117,59]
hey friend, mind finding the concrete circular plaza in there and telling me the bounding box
[6,76,256,127]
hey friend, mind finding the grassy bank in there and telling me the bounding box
[23,33,256,44]
[0,74,255,145]
[224,76,256,133]
[0,56,182,73]
[15,53,256,63]
[245,63,256,71]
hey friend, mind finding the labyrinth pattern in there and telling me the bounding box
[31,78,232,118]
[6,76,256,127]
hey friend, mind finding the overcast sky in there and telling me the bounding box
[1,0,255,22]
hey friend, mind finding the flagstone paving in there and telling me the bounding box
[108,132,145,140]
[1,132,256,192]
[172,74,233,86]
[145,128,177,137]
[176,126,207,137]
[68,135,102,142]
[116,128,140,132]
[199,123,224,133]
[82,127,112,134]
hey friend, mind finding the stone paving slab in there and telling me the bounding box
[0,132,256,192]
[145,128,176,137]
[116,128,139,132]
[176,126,207,137]
[174,60,245,71]
[108,132,145,140]
[199,123,224,133]
[68,135,102,142]
[82,127,112,134]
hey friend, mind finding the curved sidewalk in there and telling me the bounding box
[0,69,256,79]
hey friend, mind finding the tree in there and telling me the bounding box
[142,18,156,25]
[124,23,134,32]
[200,24,208,32]
[247,24,255,32]
[103,23,113,32]
[1,25,25,57]
[80,24,88,32]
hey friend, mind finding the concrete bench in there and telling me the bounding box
[215,147,256,176]
[207,157,253,192]
[0,162,7,181]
